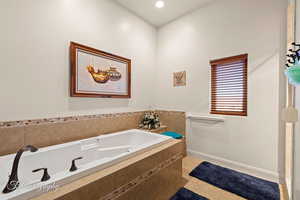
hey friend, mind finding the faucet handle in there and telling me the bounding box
[69,157,83,172]
[32,168,50,182]
[70,157,83,172]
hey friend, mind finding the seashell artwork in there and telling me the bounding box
[173,71,186,87]
[108,67,122,81]
[70,42,131,98]
[86,66,122,84]
[86,66,110,84]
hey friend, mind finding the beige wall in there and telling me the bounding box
[0,0,156,122]
[155,0,286,181]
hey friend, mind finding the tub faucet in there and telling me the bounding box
[2,145,38,194]
[70,157,83,172]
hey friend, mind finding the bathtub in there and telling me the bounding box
[0,129,172,200]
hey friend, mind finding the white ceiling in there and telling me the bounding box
[114,0,213,27]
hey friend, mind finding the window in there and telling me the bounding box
[210,54,248,116]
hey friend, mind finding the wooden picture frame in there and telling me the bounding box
[70,42,131,98]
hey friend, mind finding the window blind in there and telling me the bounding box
[210,54,248,116]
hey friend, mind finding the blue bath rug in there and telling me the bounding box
[189,162,280,200]
[170,188,208,200]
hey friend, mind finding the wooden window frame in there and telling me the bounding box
[210,54,248,116]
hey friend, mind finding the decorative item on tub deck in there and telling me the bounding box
[173,71,186,87]
[162,131,183,139]
[285,42,300,86]
[139,112,161,130]
[70,42,131,98]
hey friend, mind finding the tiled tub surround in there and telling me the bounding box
[31,139,184,200]
[0,130,175,200]
[0,112,145,157]
[156,110,186,135]
[156,110,187,156]
[0,110,186,157]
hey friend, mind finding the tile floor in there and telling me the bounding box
[182,156,288,200]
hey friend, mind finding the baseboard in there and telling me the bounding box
[187,149,280,183]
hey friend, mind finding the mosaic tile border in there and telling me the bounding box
[0,111,146,128]
[100,153,183,200]
[156,110,186,116]
[0,110,185,129]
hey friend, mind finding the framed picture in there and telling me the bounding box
[70,42,131,98]
[173,71,186,87]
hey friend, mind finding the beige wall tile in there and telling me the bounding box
[157,111,186,135]
[116,160,183,200]
[0,127,24,156]
[0,110,187,156]
[23,114,143,149]
[157,110,186,156]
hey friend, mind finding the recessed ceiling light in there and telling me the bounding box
[155,0,165,8]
